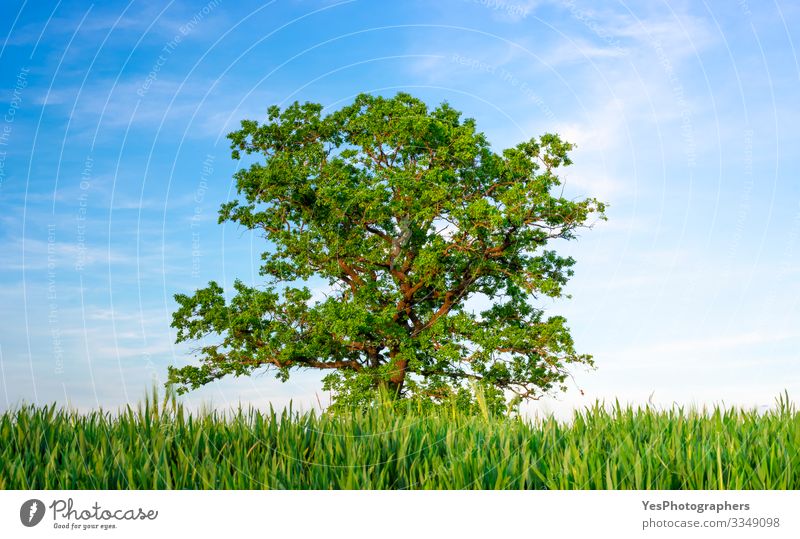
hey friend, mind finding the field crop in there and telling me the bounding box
[1,391,798,489]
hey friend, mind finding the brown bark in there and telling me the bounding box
[387,349,407,396]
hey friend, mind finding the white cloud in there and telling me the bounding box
[618,330,799,359]
[4,237,133,271]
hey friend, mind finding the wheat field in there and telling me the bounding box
[1,390,798,489]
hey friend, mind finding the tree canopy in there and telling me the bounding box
[168,92,606,413]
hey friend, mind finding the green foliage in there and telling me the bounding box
[2,392,799,489]
[323,378,510,417]
[168,92,606,409]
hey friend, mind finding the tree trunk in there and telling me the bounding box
[386,349,407,397]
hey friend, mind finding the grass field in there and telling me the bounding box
[1,390,798,489]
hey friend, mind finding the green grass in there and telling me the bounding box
[1,389,798,489]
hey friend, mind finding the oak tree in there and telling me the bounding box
[168,92,605,412]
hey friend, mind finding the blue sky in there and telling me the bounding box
[0,0,798,416]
